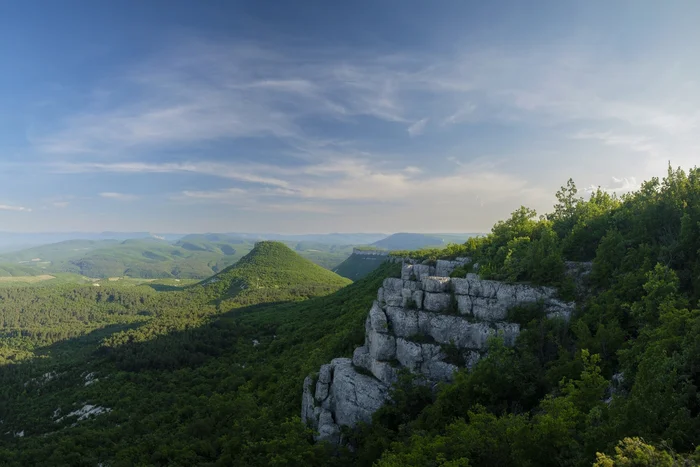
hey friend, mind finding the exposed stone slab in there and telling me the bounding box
[422,276,452,293]
[301,376,316,427]
[396,338,423,371]
[367,328,396,361]
[383,278,404,306]
[353,346,371,370]
[369,302,389,333]
[385,306,420,337]
[413,264,433,281]
[319,364,333,384]
[423,292,452,312]
[401,288,424,309]
[328,359,389,428]
[303,257,577,446]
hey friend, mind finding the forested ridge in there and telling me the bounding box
[0,167,699,465]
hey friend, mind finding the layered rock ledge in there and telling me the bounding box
[302,259,575,444]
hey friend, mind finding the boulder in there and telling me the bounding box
[319,364,333,384]
[328,359,390,428]
[422,276,452,293]
[435,260,460,278]
[471,296,508,321]
[369,359,399,385]
[383,278,404,306]
[413,264,433,281]
[377,287,385,305]
[301,376,316,426]
[423,292,452,312]
[456,294,472,315]
[352,346,372,371]
[367,328,396,360]
[422,360,458,382]
[395,338,423,371]
[317,408,341,445]
[369,302,389,333]
[451,277,471,295]
[385,306,420,337]
[402,289,424,309]
[315,379,330,402]
[401,263,415,280]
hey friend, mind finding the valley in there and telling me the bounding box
[0,170,700,465]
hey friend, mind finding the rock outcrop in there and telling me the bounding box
[302,258,575,444]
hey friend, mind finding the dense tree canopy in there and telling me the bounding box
[1,166,700,465]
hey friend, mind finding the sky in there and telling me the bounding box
[0,0,699,234]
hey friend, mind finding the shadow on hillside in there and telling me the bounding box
[32,322,146,359]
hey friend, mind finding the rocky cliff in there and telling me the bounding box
[301,258,575,445]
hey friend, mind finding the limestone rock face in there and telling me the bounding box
[302,358,390,444]
[423,292,452,312]
[302,259,576,445]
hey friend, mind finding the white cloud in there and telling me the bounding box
[34,38,700,176]
[407,118,428,137]
[181,188,247,199]
[0,204,31,212]
[586,176,639,194]
[99,192,139,201]
[22,34,700,231]
[55,161,290,188]
[442,103,476,125]
[52,201,70,208]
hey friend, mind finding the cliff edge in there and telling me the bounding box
[302,258,575,445]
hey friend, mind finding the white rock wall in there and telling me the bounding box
[302,258,575,444]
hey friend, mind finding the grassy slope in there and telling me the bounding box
[0,258,398,466]
[201,241,352,306]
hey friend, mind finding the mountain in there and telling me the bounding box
[200,241,352,305]
[200,232,388,245]
[0,238,236,279]
[0,231,185,251]
[333,249,389,280]
[0,237,358,280]
[4,169,700,465]
[371,232,447,250]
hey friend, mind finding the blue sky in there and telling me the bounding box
[1,0,699,233]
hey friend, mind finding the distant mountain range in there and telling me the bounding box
[0,232,388,251]
[370,232,481,251]
[0,232,482,280]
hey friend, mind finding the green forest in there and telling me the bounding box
[0,166,700,466]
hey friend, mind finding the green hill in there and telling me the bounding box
[200,241,352,305]
[3,168,700,465]
[333,251,389,280]
[0,237,357,280]
[0,261,394,465]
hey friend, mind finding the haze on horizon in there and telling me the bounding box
[1,1,698,234]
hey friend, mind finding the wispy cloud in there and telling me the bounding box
[34,38,700,171]
[99,192,139,201]
[181,188,247,199]
[19,32,700,231]
[0,204,31,212]
[55,161,290,188]
[407,118,428,137]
